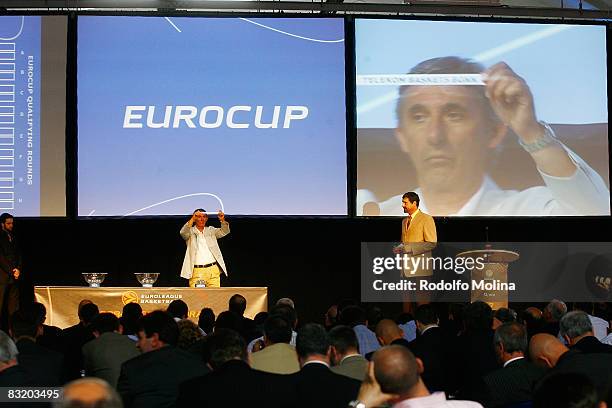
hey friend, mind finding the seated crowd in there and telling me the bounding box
[0,296,611,408]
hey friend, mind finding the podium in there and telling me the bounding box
[456,248,519,309]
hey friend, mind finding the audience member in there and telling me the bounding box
[341,305,380,357]
[561,310,612,353]
[454,301,498,399]
[0,329,31,386]
[492,307,516,330]
[395,312,417,342]
[120,303,142,342]
[376,319,410,348]
[521,306,544,339]
[116,310,209,408]
[477,322,546,407]
[367,306,384,333]
[541,299,567,337]
[167,299,189,321]
[354,345,482,408]
[276,297,295,309]
[29,302,63,353]
[253,311,268,339]
[408,304,449,392]
[62,301,99,381]
[329,325,368,381]
[292,323,360,408]
[228,294,258,342]
[250,315,299,374]
[177,319,203,350]
[177,328,296,408]
[197,307,215,335]
[214,310,242,333]
[533,372,604,408]
[59,377,123,408]
[530,333,612,398]
[82,313,140,387]
[445,303,466,338]
[248,304,298,353]
[9,308,63,386]
[573,302,610,341]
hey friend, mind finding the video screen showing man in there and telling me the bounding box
[355,21,609,217]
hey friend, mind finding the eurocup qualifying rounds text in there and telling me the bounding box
[371,254,516,292]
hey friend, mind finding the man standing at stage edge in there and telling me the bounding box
[400,192,437,278]
[399,192,437,309]
[180,209,230,288]
[0,213,21,329]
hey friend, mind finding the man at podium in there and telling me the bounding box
[180,209,230,288]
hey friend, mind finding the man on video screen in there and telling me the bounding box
[357,57,609,216]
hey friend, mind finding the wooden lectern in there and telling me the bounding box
[456,248,519,310]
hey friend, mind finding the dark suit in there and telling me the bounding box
[0,364,32,386]
[539,321,560,337]
[177,360,295,408]
[117,345,209,408]
[0,365,40,408]
[0,229,20,328]
[15,338,63,386]
[478,357,546,408]
[61,322,95,381]
[453,329,498,399]
[37,324,63,353]
[238,315,260,343]
[290,362,360,408]
[571,336,612,354]
[82,332,140,387]
[390,338,411,348]
[548,350,612,398]
[408,326,449,392]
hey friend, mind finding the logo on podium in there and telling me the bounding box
[122,290,139,305]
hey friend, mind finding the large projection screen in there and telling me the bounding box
[77,17,346,216]
[355,20,609,217]
[0,16,67,217]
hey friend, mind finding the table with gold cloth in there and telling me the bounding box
[34,286,268,329]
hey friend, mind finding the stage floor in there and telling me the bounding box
[34,286,268,329]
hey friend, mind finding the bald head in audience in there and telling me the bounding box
[375,319,404,346]
[529,333,569,368]
[525,307,543,320]
[372,346,425,398]
[58,378,122,408]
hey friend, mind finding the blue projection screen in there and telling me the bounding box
[77,17,346,216]
[355,20,609,217]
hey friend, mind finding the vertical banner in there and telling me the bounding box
[0,16,40,215]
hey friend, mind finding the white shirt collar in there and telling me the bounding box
[339,353,361,364]
[503,356,524,368]
[392,392,446,408]
[420,325,438,335]
[303,360,330,368]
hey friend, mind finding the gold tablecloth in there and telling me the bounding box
[34,286,268,329]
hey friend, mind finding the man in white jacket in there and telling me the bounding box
[180,209,230,287]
